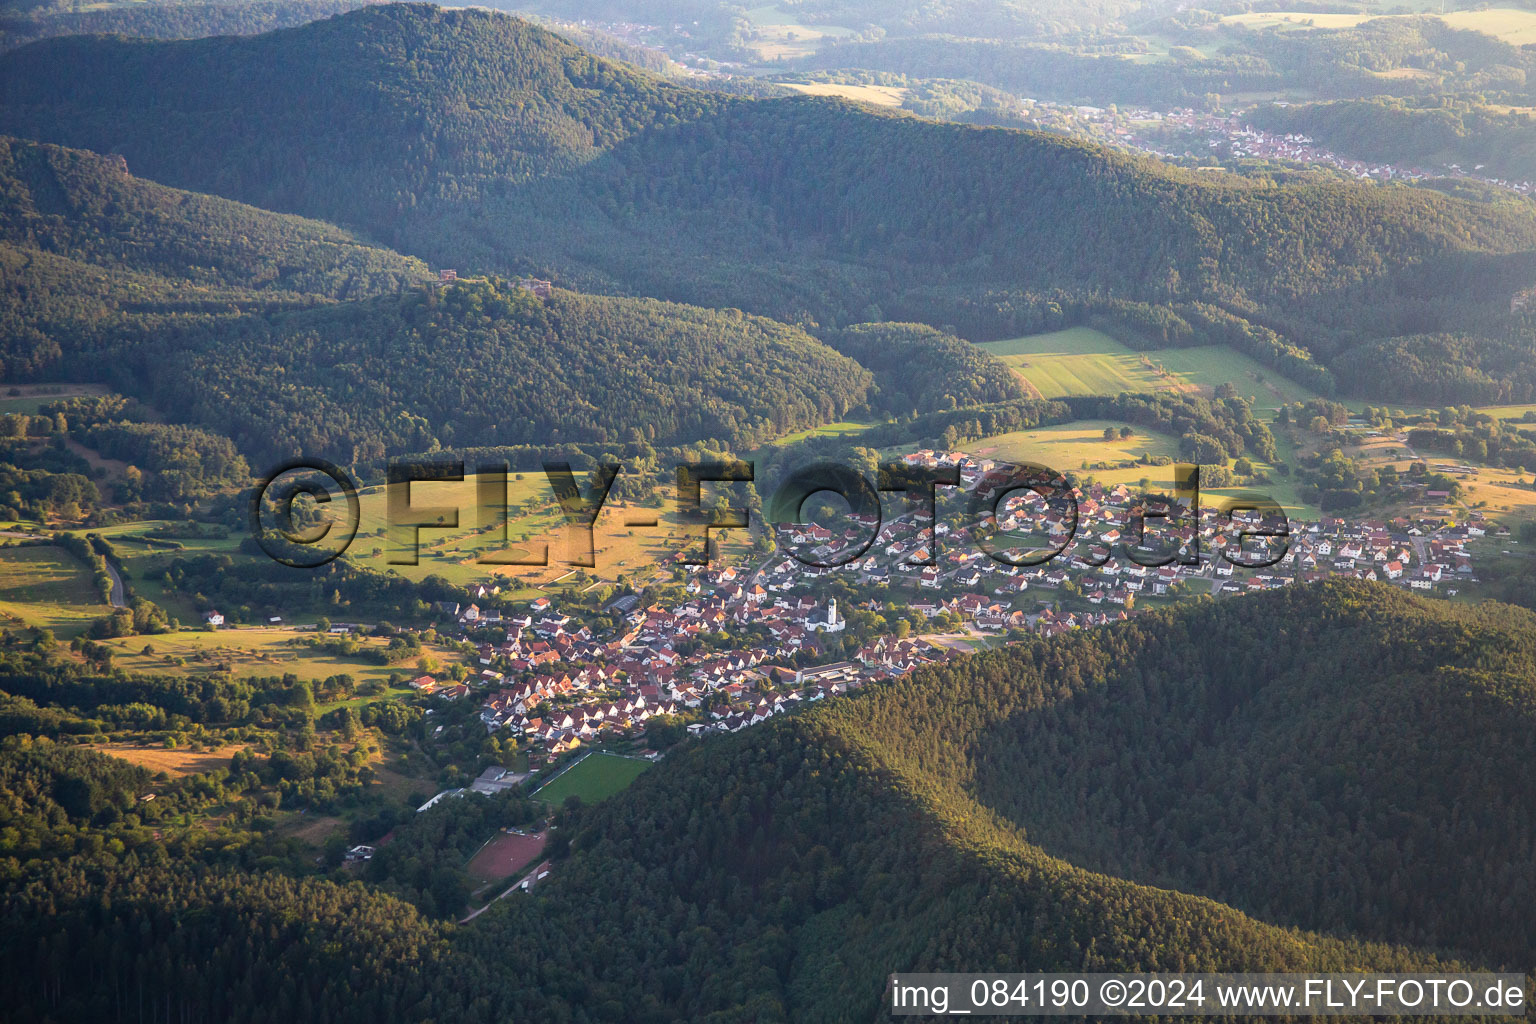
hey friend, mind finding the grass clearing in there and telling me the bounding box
[534,752,650,805]
[95,625,461,684]
[766,419,880,446]
[0,383,112,416]
[961,419,1319,517]
[964,419,1181,474]
[337,472,752,591]
[1438,7,1536,45]
[979,328,1170,397]
[743,4,854,59]
[1222,6,1536,44]
[95,743,249,778]
[1221,11,1374,30]
[978,329,1318,412]
[0,543,113,637]
[779,82,906,106]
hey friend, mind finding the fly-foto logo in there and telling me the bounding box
[249,458,1291,571]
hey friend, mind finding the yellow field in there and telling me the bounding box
[780,82,907,106]
[1223,7,1536,44]
[95,743,249,778]
[1439,7,1536,45]
[1222,11,1374,30]
[340,472,754,590]
[1369,67,1439,81]
[965,420,1181,474]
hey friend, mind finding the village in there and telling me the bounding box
[1087,106,1536,196]
[406,447,1494,762]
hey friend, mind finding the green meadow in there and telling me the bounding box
[0,543,114,638]
[977,327,1320,412]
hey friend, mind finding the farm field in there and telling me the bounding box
[964,419,1181,475]
[1476,403,1536,422]
[1221,6,1536,43]
[1439,8,1536,45]
[762,419,880,447]
[0,382,112,416]
[93,625,459,684]
[1221,11,1374,30]
[94,743,249,778]
[0,543,114,637]
[978,328,1164,397]
[779,82,906,106]
[466,830,547,884]
[90,521,256,624]
[534,752,650,805]
[976,328,1320,411]
[742,4,854,59]
[961,419,1320,517]
[341,472,752,590]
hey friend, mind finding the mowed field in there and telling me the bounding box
[977,327,1318,412]
[0,543,114,637]
[95,625,460,685]
[779,82,907,106]
[466,830,547,884]
[960,419,1319,516]
[94,743,249,778]
[1439,8,1536,45]
[1221,6,1536,43]
[534,752,650,805]
[966,419,1181,474]
[742,4,854,59]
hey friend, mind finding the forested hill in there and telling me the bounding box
[141,279,875,462]
[0,135,887,456]
[5,581,1535,1021]
[7,3,1536,361]
[0,4,722,231]
[0,135,429,379]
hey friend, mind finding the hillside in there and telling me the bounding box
[0,137,879,460]
[140,277,875,461]
[3,581,1533,1021]
[0,135,430,378]
[7,4,1536,402]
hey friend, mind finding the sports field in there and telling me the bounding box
[534,752,650,805]
[467,830,547,884]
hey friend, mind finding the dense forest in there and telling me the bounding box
[0,135,429,380]
[147,278,874,463]
[822,321,1026,415]
[8,5,1536,407]
[2,582,1532,1021]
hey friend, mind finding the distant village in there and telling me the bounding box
[1086,106,1536,197]
[407,447,1495,761]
